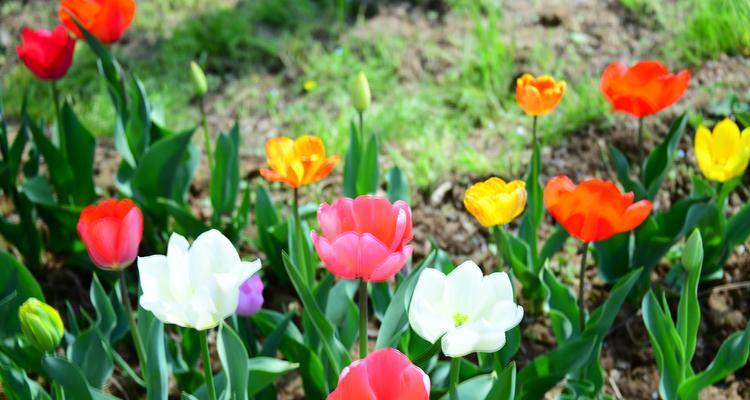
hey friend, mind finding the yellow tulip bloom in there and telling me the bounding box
[260,135,340,188]
[694,118,750,182]
[464,178,527,227]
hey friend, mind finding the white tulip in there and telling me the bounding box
[408,261,523,358]
[138,230,261,330]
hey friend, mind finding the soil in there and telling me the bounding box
[2,0,750,399]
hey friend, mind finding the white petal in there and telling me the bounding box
[167,233,192,301]
[189,229,240,281]
[408,268,452,343]
[445,261,484,317]
[487,302,524,331]
[476,272,515,317]
[441,326,479,358]
[137,255,169,298]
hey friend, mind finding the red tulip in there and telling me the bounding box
[544,176,652,243]
[15,26,75,81]
[600,60,690,118]
[327,348,430,400]
[59,0,136,44]
[77,199,143,269]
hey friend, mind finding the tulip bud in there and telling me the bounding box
[682,230,704,272]
[351,72,371,113]
[18,298,64,353]
[190,61,208,97]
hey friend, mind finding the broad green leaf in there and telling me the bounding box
[677,250,701,364]
[42,356,94,400]
[131,128,196,207]
[677,323,750,399]
[218,323,248,400]
[538,226,568,269]
[540,267,580,341]
[356,134,379,195]
[146,318,168,400]
[67,329,113,389]
[247,357,298,397]
[0,251,44,337]
[519,141,543,268]
[609,144,646,199]
[159,198,209,238]
[20,176,55,206]
[26,116,75,202]
[517,337,596,400]
[438,373,494,400]
[210,123,240,218]
[343,121,361,198]
[642,291,684,400]
[254,184,285,274]
[125,77,152,160]
[486,362,516,400]
[90,274,116,337]
[643,113,688,199]
[386,166,410,203]
[61,102,96,204]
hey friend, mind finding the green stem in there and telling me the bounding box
[531,115,538,145]
[52,382,63,399]
[359,279,369,359]
[491,225,506,272]
[119,270,147,379]
[199,329,217,400]
[578,242,588,333]
[449,357,461,400]
[292,187,309,284]
[50,81,64,156]
[199,97,213,173]
[358,111,364,147]
[637,117,644,178]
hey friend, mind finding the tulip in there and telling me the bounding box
[327,348,430,400]
[77,199,143,270]
[464,178,526,228]
[236,274,264,316]
[543,176,653,243]
[16,26,75,81]
[138,230,261,330]
[59,0,136,44]
[351,72,371,113]
[190,61,208,97]
[311,195,413,282]
[515,73,566,117]
[694,118,750,183]
[600,60,690,118]
[408,261,523,358]
[260,135,340,188]
[19,298,64,353]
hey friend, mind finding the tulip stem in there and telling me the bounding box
[637,117,644,177]
[491,225,506,271]
[578,242,588,333]
[119,271,148,379]
[50,81,64,156]
[449,357,461,400]
[358,111,364,146]
[358,279,369,359]
[532,115,538,145]
[200,330,217,400]
[199,97,213,174]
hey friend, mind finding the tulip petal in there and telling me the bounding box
[408,268,453,343]
[444,261,484,317]
[330,360,377,400]
[368,246,411,282]
[311,232,357,280]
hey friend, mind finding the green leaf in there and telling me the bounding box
[386,166,410,203]
[356,133,379,195]
[538,226,568,269]
[254,184,285,274]
[677,323,750,400]
[42,356,95,400]
[343,121,361,198]
[726,202,750,248]
[281,252,351,378]
[0,251,44,337]
[67,329,113,389]
[517,337,596,400]
[439,373,494,400]
[540,267,580,341]
[609,144,646,199]
[486,362,516,400]
[26,115,75,202]
[247,357,298,397]
[218,323,248,400]
[643,113,688,199]
[125,77,152,160]
[210,123,240,217]
[21,176,56,206]
[131,128,196,207]
[90,274,116,338]
[61,102,96,204]
[519,141,543,268]
[677,246,702,365]
[642,291,684,400]
[375,249,435,349]
[159,198,209,238]
[145,317,168,400]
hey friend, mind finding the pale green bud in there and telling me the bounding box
[190,61,208,97]
[351,71,371,113]
[19,298,64,353]
[682,230,704,272]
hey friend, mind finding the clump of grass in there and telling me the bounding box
[665,0,750,65]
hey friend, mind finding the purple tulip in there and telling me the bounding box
[236,274,264,316]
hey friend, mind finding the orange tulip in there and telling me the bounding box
[544,176,652,243]
[59,0,135,44]
[600,60,690,118]
[260,135,340,188]
[515,74,566,116]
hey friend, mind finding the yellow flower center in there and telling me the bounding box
[453,312,469,327]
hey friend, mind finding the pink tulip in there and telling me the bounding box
[77,199,143,270]
[311,195,413,282]
[327,348,430,400]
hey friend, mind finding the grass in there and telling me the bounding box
[2,0,742,188]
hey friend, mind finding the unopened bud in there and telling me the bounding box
[190,61,208,97]
[682,230,703,272]
[351,71,371,113]
[19,298,64,353]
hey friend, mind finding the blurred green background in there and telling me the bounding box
[1,0,749,187]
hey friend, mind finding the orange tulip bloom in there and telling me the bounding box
[600,60,690,118]
[59,0,135,44]
[515,74,566,116]
[260,135,340,188]
[544,176,652,243]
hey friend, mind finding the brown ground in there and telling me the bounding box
[2,0,750,399]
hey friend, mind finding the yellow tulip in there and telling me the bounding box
[464,178,527,227]
[260,135,340,188]
[694,118,750,182]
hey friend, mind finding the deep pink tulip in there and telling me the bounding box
[327,348,430,400]
[311,195,413,282]
[77,199,143,270]
[16,25,75,81]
